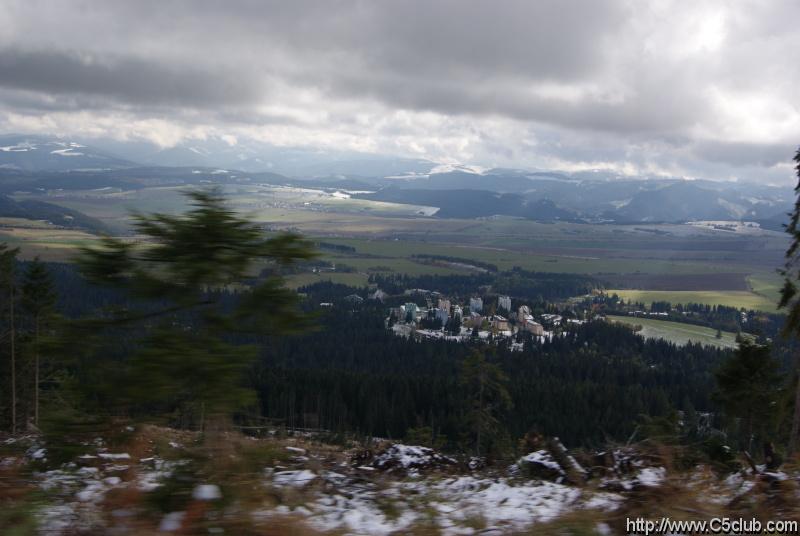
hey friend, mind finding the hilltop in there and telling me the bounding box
[2,425,798,535]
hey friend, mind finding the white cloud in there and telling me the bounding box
[0,0,797,182]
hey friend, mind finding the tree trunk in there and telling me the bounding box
[34,316,40,427]
[745,414,753,454]
[10,282,15,434]
[789,368,800,455]
[476,371,484,457]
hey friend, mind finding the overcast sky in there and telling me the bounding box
[1,0,798,183]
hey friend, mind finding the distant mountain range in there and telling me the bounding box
[0,135,136,171]
[0,134,793,228]
[356,169,793,227]
[81,136,436,177]
[356,189,579,221]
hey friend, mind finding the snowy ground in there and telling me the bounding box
[3,431,797,535]
[260,470,623,535]
[3,434,624,534]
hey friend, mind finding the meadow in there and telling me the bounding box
[0,220,100,261]
[605,289,778,313]
[606,315,742,349]
[4,185,790,312]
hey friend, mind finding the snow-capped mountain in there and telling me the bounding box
[86,136,436,178]
[0,135,137,171]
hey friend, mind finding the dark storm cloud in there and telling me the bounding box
[2,0,628,115]
[0,48,262,108]
[316,67,705,135]
[0,1,638,118]
[325,0,624,80]
[0,0,798,180]
[693,141,796,169]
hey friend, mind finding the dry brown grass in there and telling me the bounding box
[5,426,800,535]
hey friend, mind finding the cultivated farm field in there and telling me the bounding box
[4,185,791,311]
[605,289,777,312]
[606,315,742,349]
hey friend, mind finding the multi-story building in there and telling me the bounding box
[469,296,483,313]
[516,305,544,335]
[498,295,512,312]
[404,302,418,322]
[491,314,510,332]
[520,318,544,336]
[541,313,562,326]
[466,311,483,327]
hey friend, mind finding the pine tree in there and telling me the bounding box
[21,257,57,427]
[73,189,315,429]
[780,147,800,453]
[0,243,19,433]
[713,341,783,452]
[459,348,512,456]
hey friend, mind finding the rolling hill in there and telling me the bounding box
[0,194,109,234]
[0,134,792,225]
[0,135,137,171]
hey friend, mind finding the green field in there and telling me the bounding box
[3,186,791,314]
[318,236,754,276]
[746,273,784,305]
[605,289,777,312]
[606,315,741,349]
[284,272,370,289]
[0,224,100,261]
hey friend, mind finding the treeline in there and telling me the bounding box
[0,194,109,234]
[593,294,785,338]
[254,281,730,447]
[410,254,499,272]
[0,249,57,433]
[315,241,356,254]
[1,190,796,462]
[0,191,318,438]
[0,257,733,449]
[494,268,597,302]
[369,272,492,296]
[369,267,597,302]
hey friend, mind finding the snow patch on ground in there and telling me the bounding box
[97,452,131,460]
[28,447,47,460]
[308,491,418,535]
[519,450,564,473]
[51,148,84,156]
[429,477,580,528]
[192,484,222,500]
[262,470,622,535]
[159,511,186,531]
[636,466,666,487]
[137,457,184,491]
[272,469,317,487]
[372,443,456,473]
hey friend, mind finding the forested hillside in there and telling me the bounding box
[0,261,741,448]
[1,193,798,535]
[0,194,109,234]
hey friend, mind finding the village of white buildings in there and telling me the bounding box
[386,289,586,350]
